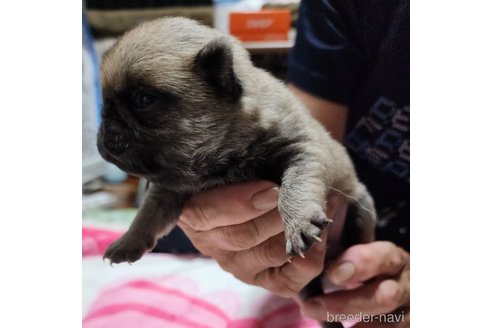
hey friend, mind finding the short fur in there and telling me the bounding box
[97,17,376,326]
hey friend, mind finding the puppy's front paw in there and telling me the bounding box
[285,210,330,257]
[103,235,155,265]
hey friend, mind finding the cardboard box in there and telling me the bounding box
[229,10,291,42]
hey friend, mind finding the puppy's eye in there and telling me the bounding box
[133,92,155,109]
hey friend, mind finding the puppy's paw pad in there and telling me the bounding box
[103,236,154,265]
[286,234,307,258]
[309,212,331,229]
[285,211,328,257]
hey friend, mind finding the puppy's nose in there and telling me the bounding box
[104,132,129,154]
[104,129,129,154]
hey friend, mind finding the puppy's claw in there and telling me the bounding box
[287,257,292,263]
[313,235,322,242]
[102,256,114,267]
[299,252,305,259]
[327,218,334,224]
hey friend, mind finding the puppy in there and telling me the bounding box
[97,17,376,324]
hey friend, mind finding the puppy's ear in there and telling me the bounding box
[195,37,243,103]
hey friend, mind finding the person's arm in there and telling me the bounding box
[289,84,348,142]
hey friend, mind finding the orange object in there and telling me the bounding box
[229,10,291,42]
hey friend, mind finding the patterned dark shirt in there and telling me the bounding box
[289,0,410,251]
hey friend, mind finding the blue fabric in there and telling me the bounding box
[82,13,102,127]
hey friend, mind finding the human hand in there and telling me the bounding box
[299,241,410,327]
[177,180,348,298]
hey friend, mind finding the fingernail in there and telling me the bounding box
[251,187,279,211]
[331,261,355,285]
[301,299,324,318]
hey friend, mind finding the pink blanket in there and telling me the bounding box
[82,225,319,328]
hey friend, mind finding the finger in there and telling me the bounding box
[179,208,284,253]
[227,233,288,282]
[327,241,409,285]
[268,198,345,294]
[180,181,279,231]
[176,219,217,256]
[253,228,329,298]
[303,274,410,320]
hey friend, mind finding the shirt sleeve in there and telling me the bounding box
[288,0,362,105]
